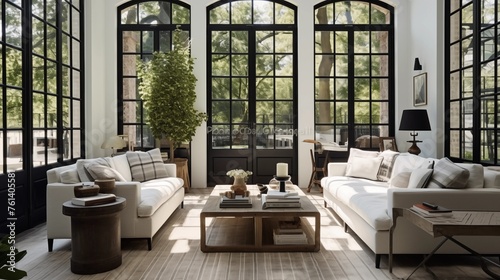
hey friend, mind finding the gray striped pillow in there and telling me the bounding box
[427,157,470,189]
[126,148,168,182]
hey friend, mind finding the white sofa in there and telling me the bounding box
[321,149,500,268]
[46,148,184,251]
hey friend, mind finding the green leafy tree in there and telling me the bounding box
[138,27,206,160]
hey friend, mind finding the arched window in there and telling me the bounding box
[314,1,394,151]
[117,0,191,150]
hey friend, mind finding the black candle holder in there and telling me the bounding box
[274,175,290,192]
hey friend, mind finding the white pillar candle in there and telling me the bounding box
[276,163,288,177]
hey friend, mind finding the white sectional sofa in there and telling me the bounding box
[321,149,500,268]
[46,148,184,251]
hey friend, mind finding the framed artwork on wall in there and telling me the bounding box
[379,137,398,152]
[413,72,427,106]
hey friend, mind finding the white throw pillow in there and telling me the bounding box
[408,168,433,188]
[126,148,168,182]
[85,162,126,182]
[456,163,484,188]
[389,171,411,188]
[348,148,380,161]
[346,156,383,181]
[60,169,80,184]
[427,158,470,189]
[76,158,110,182]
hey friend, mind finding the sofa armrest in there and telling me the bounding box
[327,162,347,176]
[163,163,177,177]
[387,188,500,218]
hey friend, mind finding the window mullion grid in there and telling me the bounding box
[472,0,482,162]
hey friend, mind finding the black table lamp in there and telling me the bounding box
[399,109,431,155]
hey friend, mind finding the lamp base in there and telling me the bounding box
[407,140,422,155]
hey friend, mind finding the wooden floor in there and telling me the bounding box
[13,188,499,279]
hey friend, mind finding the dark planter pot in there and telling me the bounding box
[174,147,189,159]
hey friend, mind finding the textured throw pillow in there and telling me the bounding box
[348,148,380,161]
[60,169,80,184]
[126,148,168,182]
[408,168,433,188]
[427,157,470,189]
[76,157,111,182]
[389,171,411,188]
[377,150,399,182]
[85,162,126,182]
[346,156,383,181]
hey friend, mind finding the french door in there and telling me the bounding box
[207,1,297,186]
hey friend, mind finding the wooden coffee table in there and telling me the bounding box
[200,185,320,252]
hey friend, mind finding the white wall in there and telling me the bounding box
[85,0,442,188]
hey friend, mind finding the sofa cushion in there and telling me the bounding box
[456,163,484,188]
[390,153,434,181]
[60,169,80,184]
[127,148,168,182]
[348,148,380,159]
[377,150,399,182]
[484,168,500,188]
[322,176,390,230]
[427,158,470,189]
[346,156,383,181]
[408,168,433,188]
[137,177,184,217]
[389,171,411,188]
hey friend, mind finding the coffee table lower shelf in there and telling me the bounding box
[200,216,320,252]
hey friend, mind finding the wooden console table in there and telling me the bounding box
[389,208,500,279]
[63,197,126,274]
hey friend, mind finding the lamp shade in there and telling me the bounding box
[399,109,431,131]
[101,135,126,149]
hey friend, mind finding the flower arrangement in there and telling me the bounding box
[226,169,253,179]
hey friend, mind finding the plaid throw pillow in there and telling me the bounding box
[427,157,470,189]
[126,148,168,182]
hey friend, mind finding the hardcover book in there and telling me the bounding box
[71,193,116,206]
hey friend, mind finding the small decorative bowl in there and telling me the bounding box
[74,185,100,197]
[94,179,116,193]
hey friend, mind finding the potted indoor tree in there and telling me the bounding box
[138,27,206,162]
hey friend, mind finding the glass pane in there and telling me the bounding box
[335,103,348,123]
[32,18,45,56]
[462,130,473,159]
[139,1,170,24]
[211,125,230,149]
[276,101,292,123]
[315,102,333,123]
[72,70,80,98]
[335,79,349,99]
[212,54,230,76]
[481,61,495,94]
[354,78,370,100]
[480,28,495,61]
[62,66,70,96]
[123,55,139,76]
[450,42,460,71]
[335,32,348,53]
[480,130,494,162]
[276,78,292,99]
[6,3,22,47]
[256,55,273,76]
[212,101,230,123]
[72,38,80,69]
[123,31,139,53]
[450,0,460,12]
[256,101,274,123]
[314,4,333,25]
[450,130,460,157]
[6,89,22,128]
[47,60,57,94]
[371,31,388,53]
[231,78,248,99]
[354,102,370,123]
[72,130,81,158]
[354,55,369,76]
[46,25,57,60]
[450,101,460,128]
[32,56,45,92]
[371,4,390,24]
[7,131,23,172]
[33,0,44,17]
[481,0,496,24]
[121,5,137,24]
[450,71,460,99]
[232,31,248,53]
[231,101,248,123]
[47,95,57,128]
[32,94,43,128]
[315,55,333,76]
[450,12,460,42]
[275,55,293,76]
[212,31,229,53]
[172,3,189,24]
[122,101,139,123]
[462,68,473,98]
[354,31,369,53]
[335,55,348,76]
[254,0,273,24]
[275,3,294,24]
[212,78,230,99]
[72,100,80,127]
[316,125,336,143]
[256,124,272,148]
[371,79,381,99]
[256,31,273,53]
[232,1,252,24]
[256,78,274,99]
[315,78,333,99]
[210,4,229,24]
[372,55,389,76]
[61,2,69,33]
[6,48,22,87]
[232,125,249,148]
[274,125,293,149]
[62,34,70,65]
[334,1,369,24]
[142,31,154,53]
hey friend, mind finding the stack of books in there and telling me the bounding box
[262,190,301,209]
[410,202,453,217]
[219,194,253,208]
[71,193,116,206]
[273,220,308,245]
